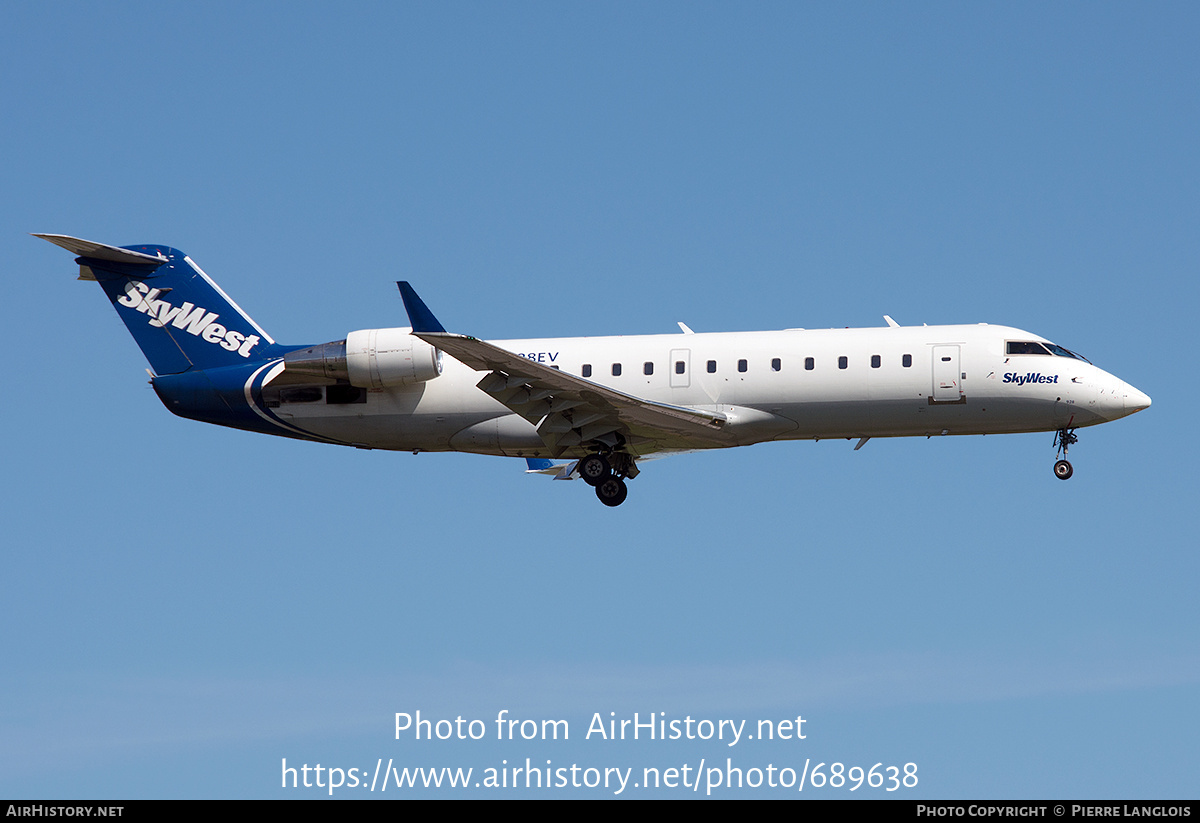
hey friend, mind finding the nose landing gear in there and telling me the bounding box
[1053,427,1078,480]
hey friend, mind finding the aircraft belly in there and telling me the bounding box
[274,409,469,450]
[777,393,1069,439]
[449,415,545,457]
[781,400,876,438]
[284,410,550,457]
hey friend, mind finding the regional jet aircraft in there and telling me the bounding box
[37,234,1151,507]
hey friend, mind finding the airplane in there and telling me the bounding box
[36,233,1151,507]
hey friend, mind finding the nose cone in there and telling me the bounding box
[1125,385,1151,415]
[1092,374,1151,422]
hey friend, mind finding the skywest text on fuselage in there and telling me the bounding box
[1002,372,1060,386]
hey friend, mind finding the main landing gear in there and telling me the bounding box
[1053,427,1078,480]
[578,452,635,507]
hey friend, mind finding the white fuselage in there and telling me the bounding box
[263,323,1148,457]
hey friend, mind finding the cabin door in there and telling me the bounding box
[932,345,963,402]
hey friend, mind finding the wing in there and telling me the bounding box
[421,330,729,455]
[397,283,729,456]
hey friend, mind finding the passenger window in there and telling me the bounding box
[582,364,592,377]
[675,361,685,374]
[838,356,848,370]
[871,354,881,368]
[902,354,912,368]
[612,363,622,376]
[707,360,717,373]
[643,362,653,375]
[738,359,747,373]
[771,358,781,371]
[805,357,814,371]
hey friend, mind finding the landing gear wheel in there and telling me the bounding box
[1054,459,1073,480]
[595,476,628,507]
[1053,427,1078,481]
[578,454,611,487]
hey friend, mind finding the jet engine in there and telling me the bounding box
[282,328,443,388]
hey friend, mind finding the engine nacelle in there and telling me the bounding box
[282,328,442,388]
[345,328,442,388]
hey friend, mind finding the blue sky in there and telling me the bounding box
[2,2,1196,798]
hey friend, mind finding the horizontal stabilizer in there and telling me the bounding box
[33,234,168,266]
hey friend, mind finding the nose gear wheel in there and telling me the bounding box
[1052,427,1078,481]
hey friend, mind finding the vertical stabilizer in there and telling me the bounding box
[37,234,283,375]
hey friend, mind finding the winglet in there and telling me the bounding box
[397,282,447,333]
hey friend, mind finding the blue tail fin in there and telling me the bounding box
[37,234,283,375]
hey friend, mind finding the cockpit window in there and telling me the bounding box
[1006,341,1051,356]
[1044,343,1091,363]
[1007,340,1091,363]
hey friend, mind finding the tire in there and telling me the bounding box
[578,454,611,487]
[1054,459,1073,480]
[595,476,628,507]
